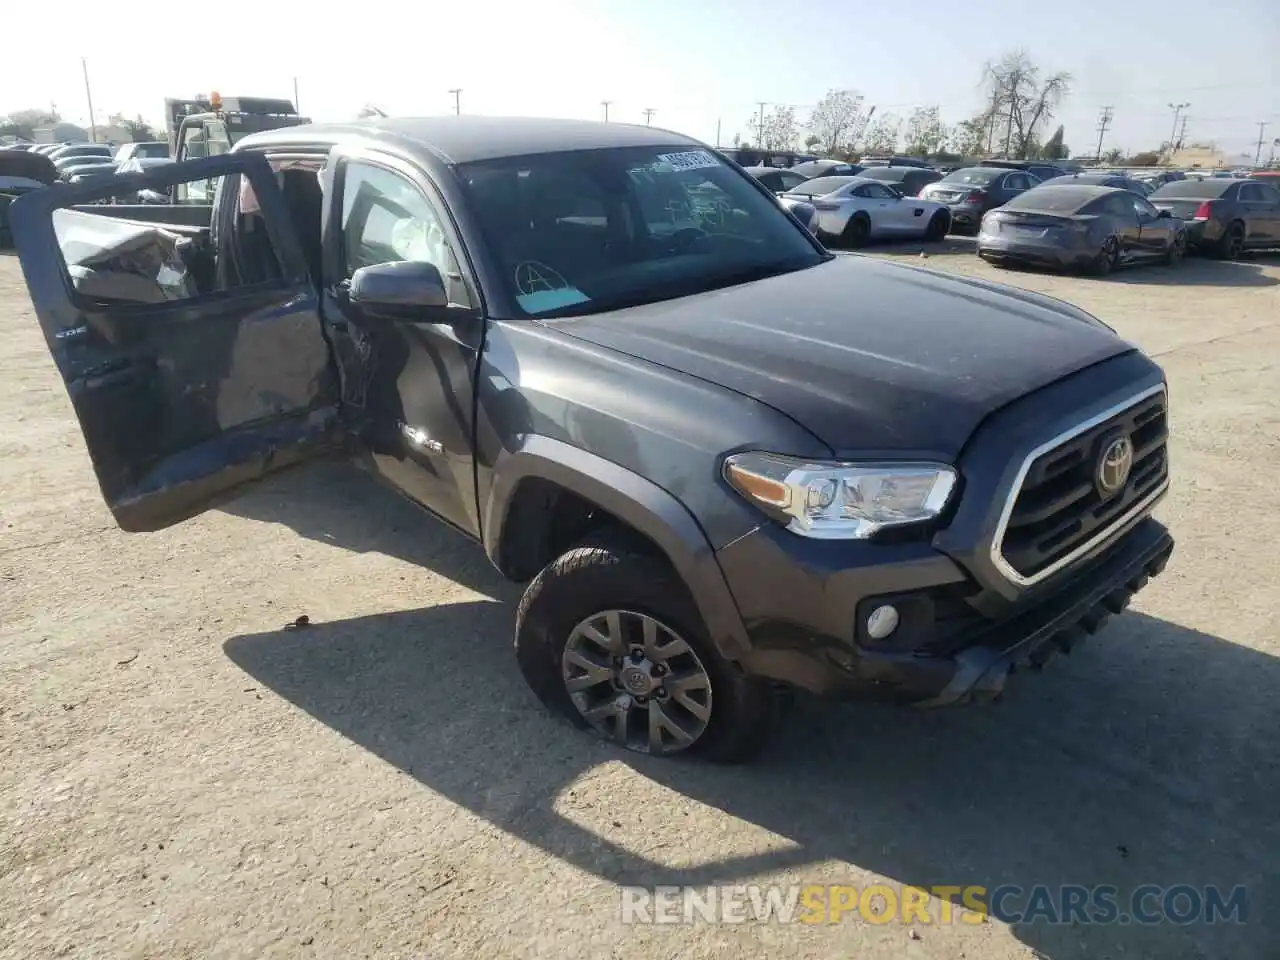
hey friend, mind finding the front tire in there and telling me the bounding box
[924,210,949,242]
[514,538,775,762]
[841,214,871,248]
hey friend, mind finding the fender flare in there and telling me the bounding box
[481,435,751,661]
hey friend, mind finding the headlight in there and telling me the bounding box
[723,452,957,539]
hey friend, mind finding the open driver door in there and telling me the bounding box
[9,153,344,532]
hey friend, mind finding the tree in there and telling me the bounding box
[108,112,161,143]
[981,50,1071,159]
[951,114,990,157]
[1102,147,1124,165]
[861,112,901,154]
[1128,150,1161,167]
[0,107,60,140]
[1040,125,1068,160]
[747,105,800,151]
[903,105,946,156]
[807,89,867,156]
[803,133,821,150]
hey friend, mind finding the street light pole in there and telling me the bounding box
[81,57,97,142]
[1168,102,1189,153]
[448,88,462,115]
[601,100,612,122]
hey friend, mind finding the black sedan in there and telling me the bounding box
[918,166,1041,233]
[1039,172,1154,195]
[977,184,1187,275]
[853,164,943,197]
[789,158,864,179]
[742,165,812,194]
[1148,178,1280,258]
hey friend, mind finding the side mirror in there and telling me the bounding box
[1156,209,1171,219]
[349,260,449,315]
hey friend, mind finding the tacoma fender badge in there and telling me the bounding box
[399,421,444,454]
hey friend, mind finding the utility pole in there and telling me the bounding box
[642,108,656,126]
[293,77,300,113]
[755,101,767,148]
[448,89,462,115]
[1176,114,1189,152]
[1167,102,1189,153]
[984,88,1000,155]
[715,118,721,147]
[1254,121,1269,166]
[1095,106,1114,162]
[600,100,612,122]
[81,57,97,143]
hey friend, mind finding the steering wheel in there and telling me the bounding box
[665,226,711,254]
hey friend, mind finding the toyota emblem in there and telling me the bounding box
[1096,435,1134,498]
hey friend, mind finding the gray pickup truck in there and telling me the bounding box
[9,117,1174,762]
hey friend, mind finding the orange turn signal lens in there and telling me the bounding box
[725,462,790,508]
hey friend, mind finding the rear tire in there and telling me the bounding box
[841,214,871,248]
[514,537,775,763]
[924,210,949,242]
[1164,231,1187,266]
[1089,236,1120,276]
[1214,223,1244,260]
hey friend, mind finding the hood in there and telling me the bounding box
[551,255,1130,458]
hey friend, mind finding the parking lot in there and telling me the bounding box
[1,243,1277,959]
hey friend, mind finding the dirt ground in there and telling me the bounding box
[1,243,1277,960]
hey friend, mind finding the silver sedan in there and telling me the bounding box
[781,175,951,247]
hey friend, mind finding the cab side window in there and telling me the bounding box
[340,162,471,307]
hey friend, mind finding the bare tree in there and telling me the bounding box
[807,89,866,156]
[861,112,902,154]
[982,51,1071,159]
[748,105,800,151]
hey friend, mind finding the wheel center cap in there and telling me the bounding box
[621,664,656,695]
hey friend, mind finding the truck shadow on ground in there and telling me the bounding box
[222,482,1277,960]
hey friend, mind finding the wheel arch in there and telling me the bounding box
[481,435,752,661]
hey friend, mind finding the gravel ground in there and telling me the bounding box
[1,244,1277,960]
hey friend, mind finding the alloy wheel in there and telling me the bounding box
[562,609,713,755]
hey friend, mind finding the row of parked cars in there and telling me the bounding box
[741,154,1280,274]
[4,139,172,182]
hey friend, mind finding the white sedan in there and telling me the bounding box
[781,175,952,247]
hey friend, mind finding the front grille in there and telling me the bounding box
[997,390,1169,582]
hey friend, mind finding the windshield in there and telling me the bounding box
[456,145,826,319]
[939,168,1002,185]
[784,176,855,197]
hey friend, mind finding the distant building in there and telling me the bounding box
[32,122,130,145]
[1166,146,1231,170]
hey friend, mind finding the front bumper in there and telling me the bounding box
[714,353,1173,706]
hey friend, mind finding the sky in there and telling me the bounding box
[3,0,1277,161]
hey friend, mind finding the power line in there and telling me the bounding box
[1095,105,1114,160]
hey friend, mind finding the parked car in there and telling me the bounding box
[742,165,811,194]
[977,184,1187,275]
[1037,172,1155,196]
[853,165,944,197]
[0,150,56,247]
[789,158,864,179]
[1148,177,1280,258]
[47,143,113,164]
[56,158,118,181]
[858,155,935,169]
[1133,170,1184,189]
[743,167,822,236]
[919,166,1041,233]
[780,175,951,245]
[114,141,170,164]
[8,117,1175,761]
[978,158,1068,182]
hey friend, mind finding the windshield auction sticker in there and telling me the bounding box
[656,150,721,172]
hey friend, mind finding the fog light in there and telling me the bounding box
[866,605,900,641]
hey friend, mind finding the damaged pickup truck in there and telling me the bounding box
[9,117,1174,762]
